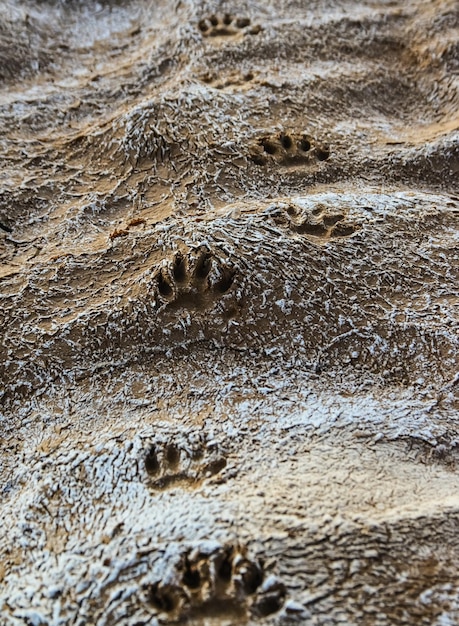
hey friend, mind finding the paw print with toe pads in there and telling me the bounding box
[145,542,286,621]
[268,204,359,241]
[144,434,228,491]
[201,69,256,90]
[250,130,330,166]
[198,14,261,38]
[153,246,236,309]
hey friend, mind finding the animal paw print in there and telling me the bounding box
[201,70,255,90]
[250,131,330,166]
[154,247,236,308]
[145,543,286,621]
[198,14,261,38]
[269,204,358,240]
[144,437,227,490]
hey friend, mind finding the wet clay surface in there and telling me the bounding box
[1,0,459,624]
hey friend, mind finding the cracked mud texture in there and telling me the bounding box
[0,0,459,624]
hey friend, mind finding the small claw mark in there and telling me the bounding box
[194,251,213,280]
[262,139,278,155]
[148,582,180,613]
[145,446,160,475]
[236,17,251,28]
[203,457,227,476]
[173,252,187,282]
[198,19,209,32]
[215,268,235,294]
[316,145,330,161]
[299,138,311,152]
[280,133,293,150]
[182,557,202,590]
[165,443,181,468]
[157,271,174,298]
[239,559,264,595]
[252,590,286,617]
[217,549,233,583]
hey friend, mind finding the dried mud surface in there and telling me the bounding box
[0,0,459,624]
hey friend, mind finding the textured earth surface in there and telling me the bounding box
[0,0,459,624]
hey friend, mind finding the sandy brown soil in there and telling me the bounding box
[1,0,459,624]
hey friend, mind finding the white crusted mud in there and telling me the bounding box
[1,190,458,402]
[1,0,459,624]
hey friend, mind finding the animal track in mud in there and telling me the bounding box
[198,14,261,38]
[144,437,228,490]
[153,247,236,309]
[250,131,330,166]
[201,69,256,90]
[146,543,286,622]
[269,204,359,241]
